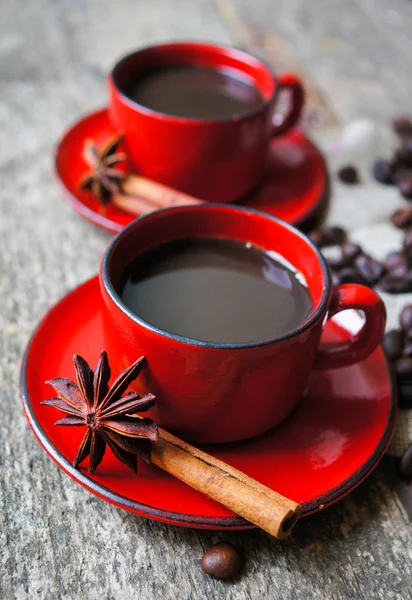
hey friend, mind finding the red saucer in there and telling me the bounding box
[20,277,396,530]
[55,108,329,233]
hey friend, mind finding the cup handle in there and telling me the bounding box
[314,284,386,370]
[271,73,305,137]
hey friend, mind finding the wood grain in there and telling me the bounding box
[1,0,412,598]
[214,0,412,123]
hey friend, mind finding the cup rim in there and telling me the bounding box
[101,204,331,350]
[110,40,278,125]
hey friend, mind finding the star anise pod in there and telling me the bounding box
[80,136,127,205]
[41,352,158,474]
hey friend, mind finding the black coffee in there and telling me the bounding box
[119,238,312,344]
[125,65,263,119]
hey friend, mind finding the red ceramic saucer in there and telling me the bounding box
[20,277,396,530]
[55,108,328,233]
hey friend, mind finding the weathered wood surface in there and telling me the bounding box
[1,0,412,598]
[216,0,412,123]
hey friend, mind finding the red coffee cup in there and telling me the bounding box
[108,41,304,203]
[100,205,386,444]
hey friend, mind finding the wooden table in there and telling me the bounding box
[1,0,411,597]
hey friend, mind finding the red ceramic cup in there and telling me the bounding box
[108,41,304,203]
[100,205,386,444]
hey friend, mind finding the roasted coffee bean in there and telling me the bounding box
[398,442,412,481]
[201,543,242,580]
[390,208,412,229]
[395,357,412,379]
[321,226,347,247]
[308,230,324,247]
[309,227,347,248]
[395,142,412,168]
[353,254,384,284]
[392,116,412,138]
[404,248,412,268]
[372,159,394,185]
[341,242,362,263]
[338,165,360,184]
[327,256,346,270]
[402,342,412,357]
[402,232,412,266]
[377,274,411,294]
[398,383,412,409]
[403,229,412,250]
[383,251,406,271]
[404,244,412,267]
[393,164,412,184]
[390,263,408,277]
[405,271,412,286]
[384,251,408,276]
[338,267,366,285]
[400,305,412,330]
[331,271,341,287]
[382,329,405,360]
[399,178,412,200]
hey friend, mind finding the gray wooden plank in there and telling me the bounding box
[213,0,339,128]
[1,0,412,598]
[216,0,412,123]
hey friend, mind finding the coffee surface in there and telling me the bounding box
[125,65,263,119]
[119,238,312,344]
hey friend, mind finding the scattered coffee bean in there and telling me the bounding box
[402,342,412,357]
[372,159,394,185]
[321,226,347,247]
[382,329,405,360]
[398,442,412,482]
[395,357,412,380]
[400,305,412,330]
[386,251,408,276]
[404,247,412,269]
[338,164,360,184]
[399,178,412,200]
[404,251,412,270]
[327,256,347,270]
[393,168,412,189]
[341,242,362,263]
[338,267,366,285]
[377,274,411,294]
[309,227,347,248]
[383,251,406,271]
[395,142,412,168]
[374,118,412,203]
[390,208,412,229]
[201,543,242,580]
[403,229,412,251]
[392,116,412,138]
[308,230,324,247]
[403,271,412,286]
[354,254,384,284]
[331,272,341,287]
[398,383,412,409]
[390,263,408,278]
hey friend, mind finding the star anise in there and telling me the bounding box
[81,136,127,205]
[41,352,158,474]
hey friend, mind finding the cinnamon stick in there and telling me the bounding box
[112,192,160,216]
[151,427,301,539]
[121,175,203,210]
[81,136,204,215]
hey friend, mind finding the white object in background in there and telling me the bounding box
[326,119,394,176]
